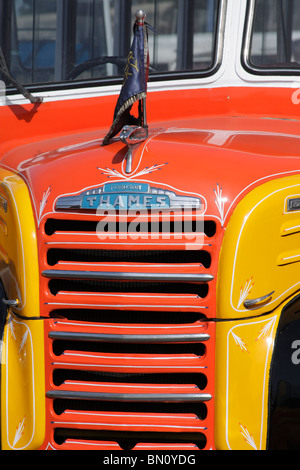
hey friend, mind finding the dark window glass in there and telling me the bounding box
[247,0,300,70]
[0,0,221,86]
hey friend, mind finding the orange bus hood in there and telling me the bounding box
[2,117,300,227]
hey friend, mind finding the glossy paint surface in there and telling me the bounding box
[2,88,300,233]
[3,0,300,450]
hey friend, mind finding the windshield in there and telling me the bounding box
[0,0,221,88]
[245,0,300,72]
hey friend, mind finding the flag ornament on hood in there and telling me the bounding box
[102,10,150,146]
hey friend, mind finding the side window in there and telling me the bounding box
[0,0,221,88]
[11,0,57,84]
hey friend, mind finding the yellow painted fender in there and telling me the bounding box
[215,174,300,449]
[0,169,45,450]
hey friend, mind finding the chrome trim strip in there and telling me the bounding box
[243,291,275,309]
[46,390,212,402]
[0,194,8,213]
[48,331,210,343]
[42,269,214,282]
[2,298,19,308]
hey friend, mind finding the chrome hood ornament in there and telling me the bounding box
[120,125,148,174]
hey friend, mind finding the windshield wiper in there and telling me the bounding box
[0,47,42,104]
[67,56,127,80]
[67,55,156,81]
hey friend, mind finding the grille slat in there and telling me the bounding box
[52,370,209,388]
[44,218,216,238]
[42,269,214,283]
[53,429,207,450]
[49,308,204,324]
[47,248,212,267]
[48,279,210,298]
[52,398,208,418]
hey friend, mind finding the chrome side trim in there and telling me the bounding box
[2,298,19,308]
[42,270,214,283]
[49,331,210,343]
[243,291,275,309]
[46,390,212,402]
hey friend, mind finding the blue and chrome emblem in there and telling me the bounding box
[55,181,204,211]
